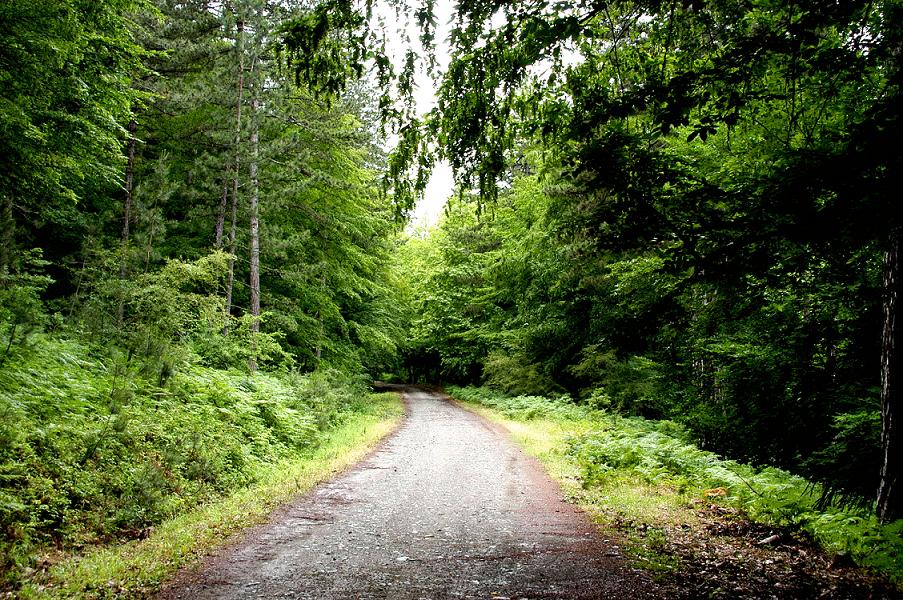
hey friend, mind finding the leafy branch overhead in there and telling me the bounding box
[284,0,903,524]
[283,1,900,219]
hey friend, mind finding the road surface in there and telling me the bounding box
[158,387,658,599]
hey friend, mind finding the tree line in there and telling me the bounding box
[0,0,414,585]
[283,0,902,521]
[1,0,900,540]
[1,0,406,378]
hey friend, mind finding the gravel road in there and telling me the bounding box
[158,387,659,599]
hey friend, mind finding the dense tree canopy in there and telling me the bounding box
[0,0,407,374]
[1,1,902,588]
[283,0,902,521]
[0,0,415,585]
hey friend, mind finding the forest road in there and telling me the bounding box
[157,387,660,599]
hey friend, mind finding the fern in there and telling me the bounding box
[0,335,369,586]
[450,385,903,583]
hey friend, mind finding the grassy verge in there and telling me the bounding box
[459,401,687,576]
[449,385,903,586]
[17,391,404,599]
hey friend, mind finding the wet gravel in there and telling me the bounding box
[158,388,659,599]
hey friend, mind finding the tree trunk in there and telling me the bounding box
[0,193,13,280]
[223,18,245,336]
[314,275,326,365]
[214,170,229,249]
[120,117,137,279]
[314,309,322,364]
[878,227,901,523]
[248,94,260,372]
[222,183,239,335]
[117,116,137,324]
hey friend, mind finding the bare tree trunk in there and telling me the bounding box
[214,171,229,249]
[314,275,326,365]
[223,185,239,335]
[0,193,13,280]
[120,118,137,280]
[314,309,322,364]
[248,93,260,372]
[878,227,901,523]
[223,18,245,336]
[117,116,137,324]
[142,203,158,275]
[876,1,903,525]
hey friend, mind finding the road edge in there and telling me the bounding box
[22,392,408,600]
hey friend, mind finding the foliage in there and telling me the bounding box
[287,0,903,520]
[0,333,369,589]
[0,3,413,590]
[451,385,903,581]
[2,0,901,588]
[448,385,589,422]
[18,392,402,599]
[0,250,54,365]
[804,410,884,509]
[0,0,147,225]
[482,351,561,397]
[399,136,885,507]
[0,0,408,379]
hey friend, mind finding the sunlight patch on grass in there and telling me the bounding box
[578,476,696,528]
[19,392,404,600]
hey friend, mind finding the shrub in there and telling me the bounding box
[0,335,366,588]
[449,385,903,582]
[447,385,588,421]
[482,351,561,396]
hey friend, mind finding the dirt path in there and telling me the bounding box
[158,387,659,599]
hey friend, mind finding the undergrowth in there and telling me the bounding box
[18,391,403,599]
[448,385,903,583]
[0,333,376,591]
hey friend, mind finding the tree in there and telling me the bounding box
[223,12,246,334]
[283,0,903,518]
[0,0,145,276]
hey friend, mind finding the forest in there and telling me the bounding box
[1,0,902,594]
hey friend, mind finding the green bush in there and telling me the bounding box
[450,385,903,582]
[0,335,367,588]
[448,385,588,421]
[567,422,902,577]
[482,351,561,397]
[0,249,53,367]
[804,409,883,508]
[569,348,668,417]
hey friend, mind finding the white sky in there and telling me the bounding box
[410,161,453,228]
[375,0,456,229]
[377,2,581,228]
[393,4,556,229]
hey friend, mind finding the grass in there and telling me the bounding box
[449,385,903,585]
[1,333,399,592]
[17,391,404,599]
[460,400,687,576]
[458,395,693,522]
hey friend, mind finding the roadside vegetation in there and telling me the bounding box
[1,327,403,595]
[3,0,902,595]
[450,385,903,592]
[16,389,402,599]
[0,1,407,595]
[361,0,902,531]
